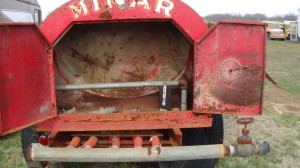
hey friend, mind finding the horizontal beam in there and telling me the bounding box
[56,81,179,91]
[36,112,212,132]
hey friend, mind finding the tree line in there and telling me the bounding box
[204,13,297,22]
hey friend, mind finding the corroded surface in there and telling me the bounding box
[194,22,266,115]
[54,22,190,99]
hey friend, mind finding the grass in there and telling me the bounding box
[266,40,300,93]
[0,132,27,168]
[271,111,300,127]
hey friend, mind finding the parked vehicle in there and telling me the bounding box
[262,20,293,40]
[270,29,286,40]
[0,0,41,24]
[0,0,270,168]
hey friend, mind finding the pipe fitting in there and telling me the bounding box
[134,136,143,148]
[67,136,81,148]
[111,136,120,149]
[81,136,98,148]
[178,79,188,90]
[256,141,270,155]
[230,141,270,157]
[150,136,161,148]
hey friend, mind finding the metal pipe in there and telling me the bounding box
[181,89,187,111]
[67,137,81,148]
[28,143,228,162]
[81,136,98,148]
[56,81,179,91]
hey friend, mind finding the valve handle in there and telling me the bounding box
[237,117,255,125]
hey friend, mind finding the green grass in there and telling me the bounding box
[266,40,300,94]
[270,111,300,127]
[0,132,27,168]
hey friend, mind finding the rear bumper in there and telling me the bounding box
[28,142,270,162]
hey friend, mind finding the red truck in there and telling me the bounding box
[0,0,269,167]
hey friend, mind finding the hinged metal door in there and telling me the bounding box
[193,21,266,115]
[0,23,56,136]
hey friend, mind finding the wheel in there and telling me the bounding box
[158,115,224,168]
[267,32,270,37]
[21,126,45,168]
[21,127,63,168]
[204,114,224,145]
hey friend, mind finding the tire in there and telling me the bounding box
[158,115,224,168]
[21,127,63,168]
[204,114,224,145]
[21,126,45,168]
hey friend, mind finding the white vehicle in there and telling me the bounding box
[270,29,285,41]
[0,0,41,24]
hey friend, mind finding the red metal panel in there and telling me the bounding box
[0,23,56,136]
[39,0,208,45]
[193,21,266,115]
[36,111,212,132]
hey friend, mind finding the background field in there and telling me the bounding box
[1,40,299,168]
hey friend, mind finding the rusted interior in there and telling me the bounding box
[54,21,193,113]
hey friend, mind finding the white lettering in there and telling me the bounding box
[93,0,100,11]
[130,0,150,9]
[162,85,167,106]
[69,0,88,18]
[106,0,112,8]
[155,0,174,17]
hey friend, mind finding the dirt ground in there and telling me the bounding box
[264,85,300,117]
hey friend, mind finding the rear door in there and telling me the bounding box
[193,21,266,115]
[0,23,56,136]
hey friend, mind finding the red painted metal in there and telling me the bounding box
[36,112,212,132]
[194,21,266,115]
[0,23,56,136]
[39,0,208,45]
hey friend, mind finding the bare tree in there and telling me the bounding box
[204,13,296,22]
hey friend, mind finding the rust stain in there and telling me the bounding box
[53,51,70,84]
[124,71,146,81]
[212,72,262,106]
[236,52,259,58]
[68,47,115,72]
[68,47,102,67]
[99,11,113,19]
[156,147,161,155]
[224,146,230,157]
[0,78,13,83]
[149,64,159,78]
[148,147,152,156]
[147,55,156,64]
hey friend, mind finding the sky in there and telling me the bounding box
[38,0,300,19]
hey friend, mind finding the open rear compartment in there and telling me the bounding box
[55,21,192,113]
[49,21,207,148]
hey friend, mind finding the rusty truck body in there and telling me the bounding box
[0,0,269,167]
